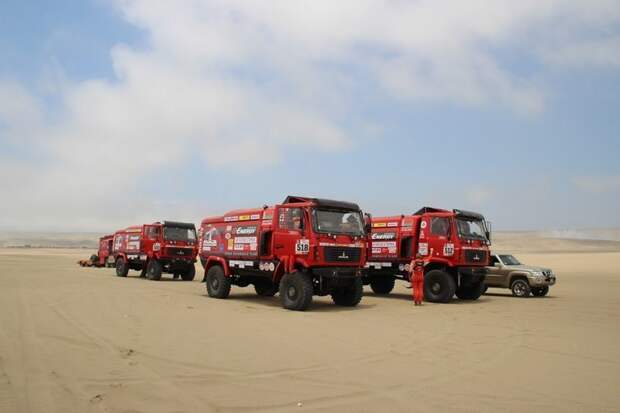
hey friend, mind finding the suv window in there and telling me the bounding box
[430,217,450,236]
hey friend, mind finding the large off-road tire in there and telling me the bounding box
[181,265,196,281]
[146,259,162,281]
[424,270,456,303]
[455,280,486,300]
[254,281,278,296]
[115,258,129,277]
[279,272,313,311]
[531,286,549,297]
[511,278,531,297]
[206,266,231,298]
[332,277,364,307]
[369,276,395,295]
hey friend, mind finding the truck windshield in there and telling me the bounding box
[499,255,521,265]
[163,226,197,241]
[313,209,365,236]
[456,217,488,241]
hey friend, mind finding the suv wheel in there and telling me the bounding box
[206,266,231,298]
[424,270,456,303]
[511,279,531,297]
[531,286,549,297]
[279,272,313,311]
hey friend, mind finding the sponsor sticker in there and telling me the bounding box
[236,226,257,235]
[443,243,455,256]
[224,233,231,240]
[387,222,398,227]
[239,215,250,221]
[418,242,428,255]
[373,222,387,228]
[295,239,310,255]
[250,214,260,220]
[371,232,396,240]
[224,216,239,222]
[420,221,427,229]
[234,236,257,244]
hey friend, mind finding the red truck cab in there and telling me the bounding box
[199,196,368,311]
[112,221,198,281]
[365,207,490,302]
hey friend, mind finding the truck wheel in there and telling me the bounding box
[206,266,231,299]
[254,281,278,296]
[510,279,531,297]
[115,258,129,277]
[181,265,196,281]
[146,260,162,281]
[424,270,456,303]
[279,272,313,311]
[369,277,395,295]
[455,281,486,300]
[332,277,364,307]
[531,286,549,297]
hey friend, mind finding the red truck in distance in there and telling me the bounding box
[112,221,198,281]
[365,207,490,302]
[199,196,368,311]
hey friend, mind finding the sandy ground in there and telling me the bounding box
[1,247,619,412]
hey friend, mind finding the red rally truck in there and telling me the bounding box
[112,221,198,281]
[199,196,368,311]
[364,207,490,302]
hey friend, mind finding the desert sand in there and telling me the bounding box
[1,244,619,412]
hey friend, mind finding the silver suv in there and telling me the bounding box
[485,253,556,297]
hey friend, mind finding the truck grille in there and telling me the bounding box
[463,249,487,264]
[323,247,361,263]
[165,247,193,257]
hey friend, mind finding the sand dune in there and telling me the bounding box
[0,240,619,412]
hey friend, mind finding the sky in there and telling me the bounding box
[0,0,619,232]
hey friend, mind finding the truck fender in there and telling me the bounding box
[115,253,127,262]
[205,256,230,277]
[272,256,296,283]
[424,257,453,270]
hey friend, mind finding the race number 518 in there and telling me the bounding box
[295,239,310,254]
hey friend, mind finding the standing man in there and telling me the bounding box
[411,254,425,306]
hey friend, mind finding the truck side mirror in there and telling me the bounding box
[364,213,372,234]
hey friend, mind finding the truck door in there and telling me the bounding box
[143,225,160,254]
[427,215,453,260]
[273,207,307,258]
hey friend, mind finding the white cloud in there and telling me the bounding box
[1,0,620,229]
[573,176,620,193]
